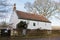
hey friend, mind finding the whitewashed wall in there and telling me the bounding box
[10,11,20,29]
[10,11,51,30]
[27,20,51,30]
[18,19,51,30]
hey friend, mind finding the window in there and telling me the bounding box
[33,23,36,26]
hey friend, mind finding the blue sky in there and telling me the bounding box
[11,0,35,11]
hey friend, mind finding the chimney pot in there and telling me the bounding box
[13,3,16,11]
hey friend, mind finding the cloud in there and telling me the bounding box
[51,0,60,2]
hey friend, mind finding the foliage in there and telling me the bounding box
[1,22,8,27]
[0,21,11,27]
[16,21,27,36]
[17,21,27,30]
[24,0,60,18]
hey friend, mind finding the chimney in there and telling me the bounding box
[13,3,16,11]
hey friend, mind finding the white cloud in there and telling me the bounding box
[51,0,60,2]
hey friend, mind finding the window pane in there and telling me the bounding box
[33,23,35,26]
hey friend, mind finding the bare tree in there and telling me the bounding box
[0,0,11,12]
[0,0,12,22]
[24,0,60,18]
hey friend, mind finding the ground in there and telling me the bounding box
[0,30,60,40]
[0,36,60,40]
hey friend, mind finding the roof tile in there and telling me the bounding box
[16,10,51,23]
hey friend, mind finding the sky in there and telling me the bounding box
[0,0,60,26]
[12,0,35,11]
[11,0,60,26]
[52,0,60,2]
